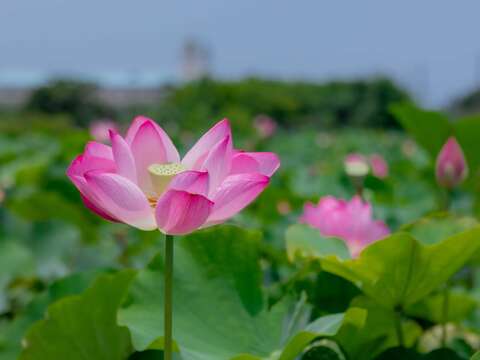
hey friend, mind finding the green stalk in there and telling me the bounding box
[352,176,365,200]
[394,309,404,347]
[164,234,174,360]
[441,286,449,347]
[439,188,452,347]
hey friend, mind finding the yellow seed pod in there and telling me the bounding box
[148,163,186,195]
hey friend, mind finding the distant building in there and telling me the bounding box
[181,38,211,82]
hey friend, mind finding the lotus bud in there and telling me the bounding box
[89,120,119,143]
[344,153,369,178]
[253,115,277,138]
[435,137,468,188]
[369,154,389,179]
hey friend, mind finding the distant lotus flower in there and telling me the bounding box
[300,195,390,257]
[344,153,369,178]
[89,120,119,142]
[369,154,389,179]
[402,139,417,158]
[68,116,280,235]
[277,200,291,215]
[254,115,277,138]
[436,137,468,188]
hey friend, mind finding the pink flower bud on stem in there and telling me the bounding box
[436,137,468,189]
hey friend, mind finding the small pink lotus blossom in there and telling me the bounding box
[254,115,277,138]
[436,137,468,188]
[68,116,280,235]
[369,154,389,179]
[90,120,119,142]
[344,153,369,177]
[300,195,390,257]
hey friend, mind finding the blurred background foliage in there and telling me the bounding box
[23,80,115,127]
[2,75,480,359]
[0,76,412,132]
[154,77,411,132]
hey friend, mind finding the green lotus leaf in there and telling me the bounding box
[19,271,135,360]
[119,226,365,360]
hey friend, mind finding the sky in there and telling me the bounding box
[1,1,480,107]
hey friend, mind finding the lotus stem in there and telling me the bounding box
[394,308,404,347]
[441,286,449,347]
[164,234,174,360]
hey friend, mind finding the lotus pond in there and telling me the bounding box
[1,101,480,360]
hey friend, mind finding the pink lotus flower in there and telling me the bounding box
[436,137,468,188]
[254,115,277,138]
[300,195,390,257]
[67,116,280,235]
[90,120,119,142]
[369,154,389,179]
